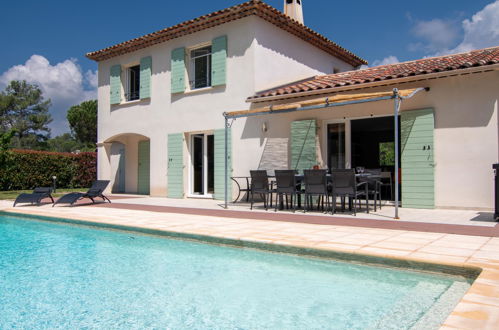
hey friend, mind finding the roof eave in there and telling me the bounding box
[246,63,499,103]
[85,0,366,66]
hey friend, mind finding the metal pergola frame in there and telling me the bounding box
[222,87,429,219]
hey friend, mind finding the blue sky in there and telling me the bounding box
[1,0,498,135]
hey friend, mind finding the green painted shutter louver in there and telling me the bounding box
[211,36,227,87]
[214,128,231,200]
[401,108,435,209]
[168,133,184,198]
[140,56,152,99]
[137,140,150,195]
[171,47,186,94]
[290,120,317,173]
[110,65,122,105]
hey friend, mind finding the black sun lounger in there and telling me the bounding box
[13,187,54,207]
[53,180,111,207]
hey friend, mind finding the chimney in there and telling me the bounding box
[284,0,304,25]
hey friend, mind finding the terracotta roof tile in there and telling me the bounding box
[249,46,499,101]
[86,0,366,67]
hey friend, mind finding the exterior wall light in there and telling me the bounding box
[262,122,268,133]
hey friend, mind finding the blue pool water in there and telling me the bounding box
[0,214,471,329]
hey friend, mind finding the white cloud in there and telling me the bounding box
[0,55,97,135]
[410,18,461,53]
[446,0,499,54]
[411,1,499,56]
[371,56,400,67]
[85,70,98,89]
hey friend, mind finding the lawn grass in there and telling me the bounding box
[0,189,84,200]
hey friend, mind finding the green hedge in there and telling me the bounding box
[0,149,97,190]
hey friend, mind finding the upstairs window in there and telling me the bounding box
[189,46,212,89]
[126,65,140,101]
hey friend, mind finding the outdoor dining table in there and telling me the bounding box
[230,172,381,204]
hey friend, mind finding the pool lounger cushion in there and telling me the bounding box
[13,188,54,207]
[53,180,111,207]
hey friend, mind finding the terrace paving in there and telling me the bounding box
[108,196,497,227]
[1,198,498,329]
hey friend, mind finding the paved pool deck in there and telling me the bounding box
[1,199,499,329]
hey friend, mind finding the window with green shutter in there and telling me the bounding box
[189,46,212,89]
[290,120,317,173]
[140,56,152,99]
[211,36,227,86]
[110,65,122,105]
[171,47,186,94]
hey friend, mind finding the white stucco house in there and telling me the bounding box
[87,0,499,211]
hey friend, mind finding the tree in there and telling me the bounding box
[0,80,52,149]
[0,130,15,152]
[0,129,15,164]
[46,133,82,153]
[67,100,97,148]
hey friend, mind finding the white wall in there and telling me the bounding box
[253,19,355,92]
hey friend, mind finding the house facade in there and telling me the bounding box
[88,0,499,211]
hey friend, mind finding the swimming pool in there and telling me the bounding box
[0,214,472,329]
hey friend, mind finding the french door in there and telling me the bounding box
[326,120,351,170]
[190,133,214,196]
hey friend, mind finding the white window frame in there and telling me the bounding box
[187,131,214,198]
[188,43,212,91]
[123,63,140,102]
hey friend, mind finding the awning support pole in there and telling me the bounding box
[393,88,401,220]
[224,115,229,209]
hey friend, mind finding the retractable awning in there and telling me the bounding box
[222,87,430,219]
[224,88,427,119]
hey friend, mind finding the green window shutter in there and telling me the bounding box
[401,108,435,209]
[168,133,184,198]
[211,36,227,86]
[290,120,317,173]
[137,140,150,195]
[171,47,186,94]
[140,56,152,99]
[214,128,232,200]
[110,65,122,105]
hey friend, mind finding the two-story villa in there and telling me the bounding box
[87,0,499,211]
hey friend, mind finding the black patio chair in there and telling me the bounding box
[303,169,330,213]
[53,180,111,207]
[363,168,382,211]
[13,187,54,207]
[250,170,273,211]
[331,169,368,216]
[274,170,300,212]
[379,171,393,201]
